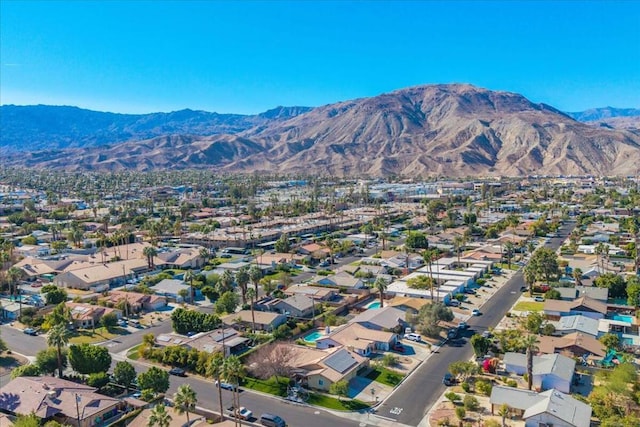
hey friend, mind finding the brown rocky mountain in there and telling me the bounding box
[4,84,640,177]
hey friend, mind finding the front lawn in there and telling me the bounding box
[513,301,544,312]
[307,393,370,410]
[365,366,405,386]
[242,376,289,397]
[69,327,127,344]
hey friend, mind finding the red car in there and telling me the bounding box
[392,343,404,353]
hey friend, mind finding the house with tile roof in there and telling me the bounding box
[349,305,407,332]
[552,315,600,338]
[105,290,167,312]
[65,302,123,329]
[0,376,121,427]
[489,386,591,427]
[537,332,605,358]
[544,295,607,320]
[315,323,398,356]
[220,310,287,332]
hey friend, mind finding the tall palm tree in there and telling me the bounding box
[452,235,464,265]
[183,270,194,303]
[47,323,70,377]
[199,247,210,267]
[246,288,257,333]
[143,246,158,270]
[504,241,515,268]
[147,404,172,427]
[223,356,245,427]
[207,352,225,422]
[7,267,24,318]
[235,266,250,305]
[173,384,197,426]
[522,334,539,390]
[498,403,510,427]
[373,277,389,308]
[249,265,262,295]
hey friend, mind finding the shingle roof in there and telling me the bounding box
[503,352,575,382]
[349,306,406,329]
[524,389,592,427]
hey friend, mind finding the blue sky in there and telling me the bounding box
[1,1,639,114]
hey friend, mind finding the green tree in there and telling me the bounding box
[87,372,110,388]
[183,270,195,303]
[173,384,197,426]
[405,231,429,251]
[43,287,68,305]
[599,333,620,352]
[147,403,172,427]
[525,248,559,283]
[68,343,112,375]
[113,361,137,393]
[274,233,291,253]
[594,273,628,299]
[498,404,510,427]
[222,355,245,423]
[47,323,70,377]
[216,291,239,315]
[143,246,158,269]
[544,288,561,300]
[246,287,257,333]
[522,334,539,390]
[627,276,640,307]
[14,413,41,427]
[249,264,262,294]
[406,274,435,300]
[412,302,454,337]
[329,379,349,401]
[36,347,65,375]
[455,407,466,424]
[235,266,250,305]
[11,363,42,379]
[101,312,118,330]
[138,366,170,395]
[470,334,490,358]
[523,311,545,334]
[45,302,72,329]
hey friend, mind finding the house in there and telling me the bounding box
[556,286,608,302]
[503,352,575,393]
[284,284,337,301]
[315,272,366,291]
[489,386,591,427]
[156,246,206,269]
[220,310,287,332]
[537,332,605,358]
[287,345,368,391]
[53,258,149,291]
[552,315,600,338]
[544,296,607,320]
[388,296,432,314]
[349,306,406,332]
[298,243,330,258]
[149,279,192,303]
[1,302,22,321]
[66,302,122,329]
[156,328,248,357]
[0,376,122,427]
[106,290,167,312]
[265,294,316,319]
[315,323,398,356]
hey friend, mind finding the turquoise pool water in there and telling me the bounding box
[367,301,381,309]
[610,314,634,323]
[304,331,323,343]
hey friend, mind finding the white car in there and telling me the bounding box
[404,332,421,342]
[472,309,481,316]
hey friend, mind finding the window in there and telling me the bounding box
[318,379,324,386]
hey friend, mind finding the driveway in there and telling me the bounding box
[348,374,393,403]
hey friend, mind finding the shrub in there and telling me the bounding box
[455,407,466,421]
[476,278,486,286]
[463,394,479,411]
[476,379,492,396]
[381,353,398,367]
[506,379,517,388]
[445,391,460,403]
[461,382,470,393]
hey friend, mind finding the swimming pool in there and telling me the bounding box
[303,331,323,343]
[366,301,381,309]
[610,314,634,323]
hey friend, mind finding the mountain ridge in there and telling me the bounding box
[2,84,639,177]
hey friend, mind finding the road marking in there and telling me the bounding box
[314,411,320,415]
[390,407,403,415]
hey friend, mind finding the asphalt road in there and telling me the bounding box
[376,222,575,426]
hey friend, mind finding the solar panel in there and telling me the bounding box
[323,349,357,373]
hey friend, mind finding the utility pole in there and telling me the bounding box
[122,265,129,319]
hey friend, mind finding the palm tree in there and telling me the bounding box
[406,275,435,300]
[246,288,257,333]
[422,249,437,300]
[373,277,388,308]
[249,265,262,295]
[47,323,70,377]
[223,355,245,427]
[522,334,539,390]
[143,246,158,270]
[235,266,250,305]
[497,403,510,427]
[452,235,464,265]
[572,267,583,286]
[147,404,172,427]
[199,247,210,267]
[207,352,225,422]
[7,267,24,319]
[173,384,197,426]
[184,270,194,303]
[504,241,515,268]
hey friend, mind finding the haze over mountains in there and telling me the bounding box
[1,84,639,177]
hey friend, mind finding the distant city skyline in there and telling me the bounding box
[1,1,639,114]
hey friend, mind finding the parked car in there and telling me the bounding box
[215,380,237,391]
[442,373,455,386]
[227,406,253,420]
[481,330,493,339]
[404,332,421,342]
[465,288,476,294]
[220,254,232,259]
[117,319,128,327]
[472,309,481,316]
[534,296,545,302]
[23,328,37,336]
[458,322,468,329]
[447,328,460,339]
[260,413,286,427]
[169,367,186,377]
[447,299,461,307]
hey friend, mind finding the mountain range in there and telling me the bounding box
[1,84,639,177]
